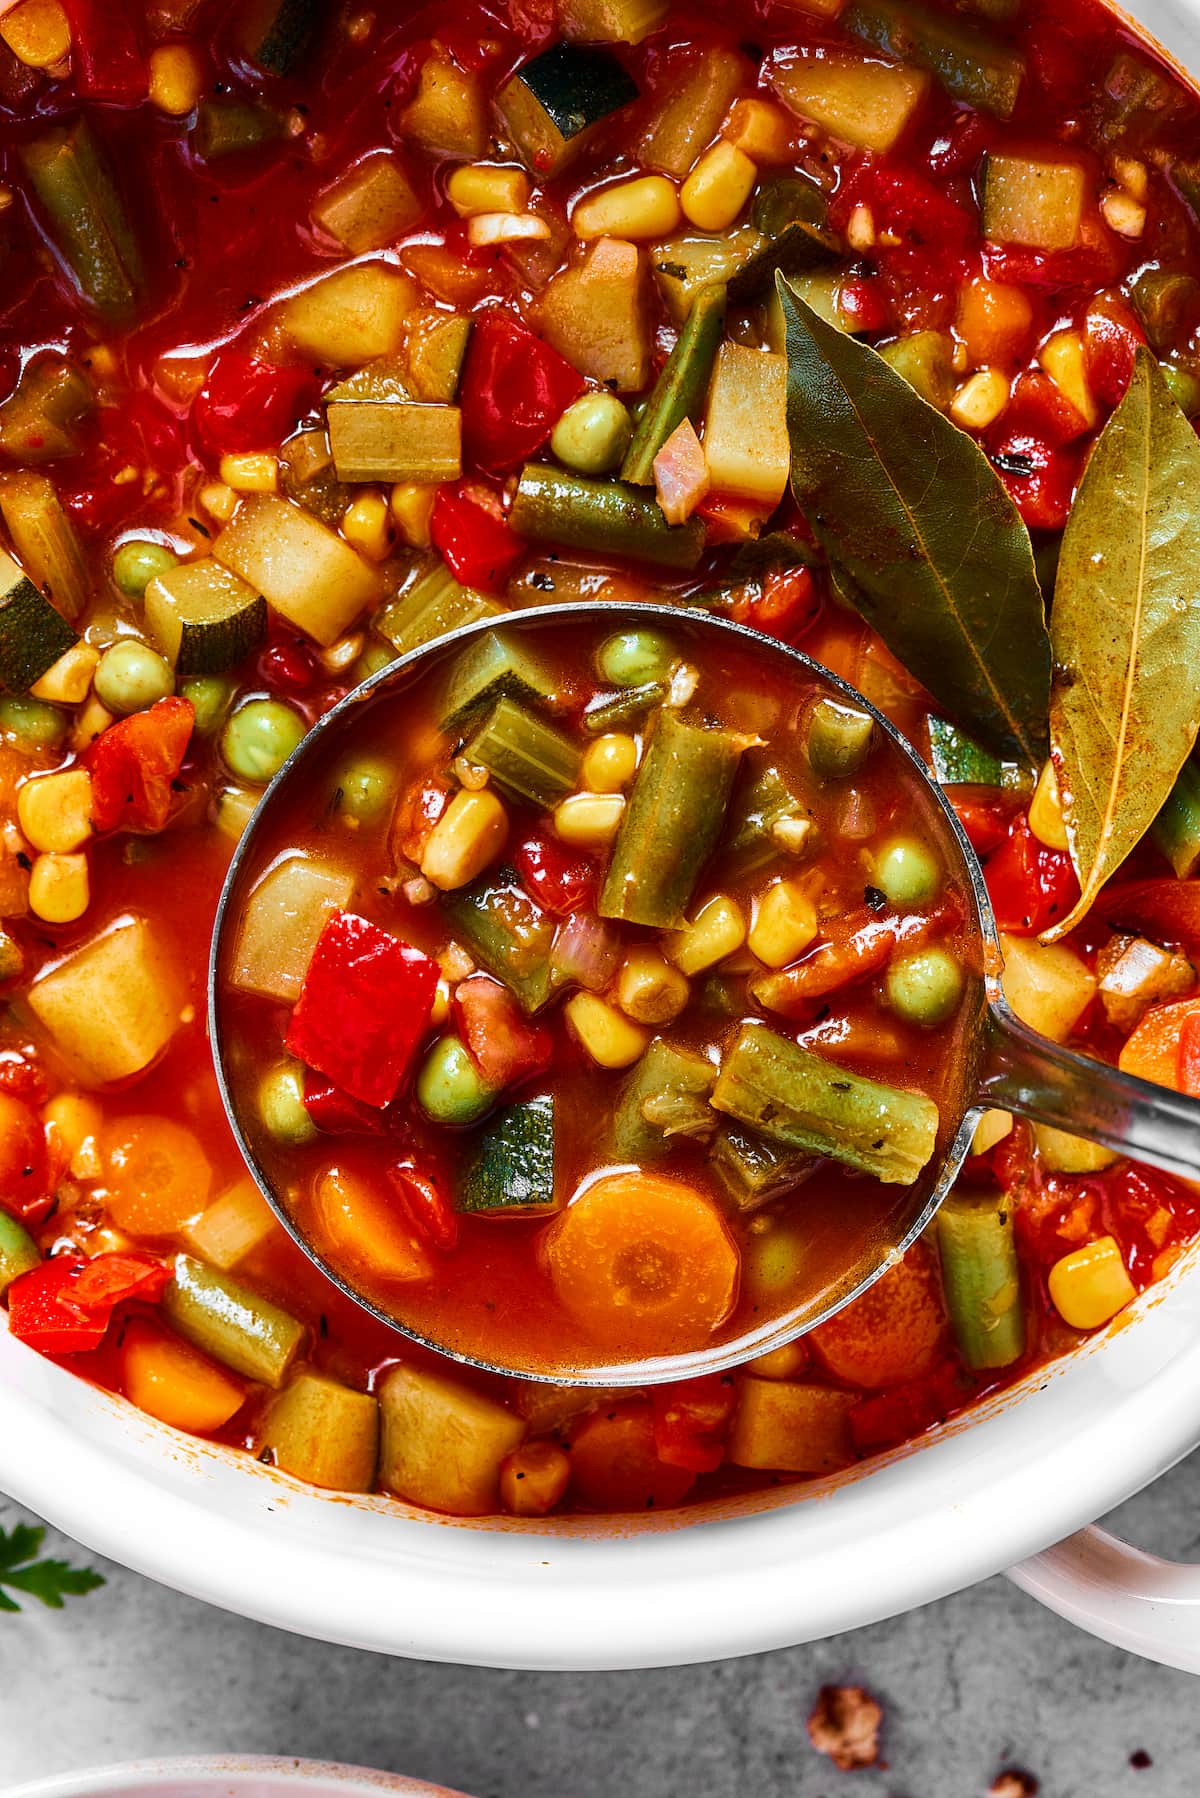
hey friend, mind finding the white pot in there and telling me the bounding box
[5,0,1200,1681]
[2,1756,474,1798]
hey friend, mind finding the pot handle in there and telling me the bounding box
[1008,1525,1200,1672]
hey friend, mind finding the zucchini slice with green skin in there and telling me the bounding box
[511,463,706,570]
[327,399,462,484]
[0,1212,40,1298]
[0,550,77,693]
[260,1371,380,1492]
[21,117,145,325]
[0,472,89,622]
[441,630,557,733]
[376,560,505,657]
[143,558,268,676]
[710,1023,940,1186]
[1153,756,1200,878]
[235,0,323,76]
[927,716,1026,790]
[621,284,726,486]
[497,42,639,174]
[193,98,284,160]
[440,866,557,1013]
[162,1255,307,1388]
[708,1122,815,1211]
[844,0,1026,118]
[936,1188,1025,1370]
[459,1094,558,1215]
[465,696,580,808]
[612,1040,716,1162]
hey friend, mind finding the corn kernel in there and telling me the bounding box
[846,203,875,251]
[199,482,239,521]
[1033,1122,1120,1175]
[390,481,437,548]
[573,175,681,241]
[316,631,365,674]
[1100,187,1146,239]
[16,768,93,854]
[554,790,625,847]
[1028,759,1069,852]
[1038,328,1097,426]
[341,492,392,561]
[44,1090,103,1180]
[749,879,818,969]
[970,1108,1013,1156]
[681,141,756,233]
[447,163,530,218]
[0,0,71,70]
[666,893,746,975]
[420,787,508,890]
[1048,1235,1136,1330]
[29,851,89,923]
[747,1340,808,1379]
[564,992,648,1068]
[580,733,638,792]
[148,43,203,116]
[30,640,99,705]
[722,97,792,165]
[616,945,690,1025]
[429,975,452,1028]
[219,453,279,494]
[70,693,114,753]
[949,368,1011,431]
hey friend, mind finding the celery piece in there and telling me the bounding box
[612,1040,716,1162]
[0,356,93,465]
[711,1022,940,1185]
[459,1095,558,1216]
[261,1371,380,1492]
[162,1256,307,1388]
[441,630,557,732]
[511,464,706,570]
[936,1187,1025,1370]
[708,1123,814,1210]
[327,400,462,484]
[1152,757,1200,879]
[844,0,1025,117]
[440,866,557,1013]
[0,472,89,621]
[621,284,726,485]
[0,549,77,693]
[465,696,580,808]
[582,681,668,734]
[600,710,746,927]
[279,428,351,526]
[21,117,145,324]
[0,1212,40,1297]
[193,99,284,160]
[376,560,505,657]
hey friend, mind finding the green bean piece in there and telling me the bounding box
[1153,756,1200,878]
[710,1022,940,1185]
[113,539,178,599]
[936,1187,1025,1370]
[885,947,965,1026]
[725,760,815,874]
[599,709,746,927]
[511,463,706,570]
[620,284,726,485]
[162,1255,307,1388]
[180,675,236,738]
[440,629,556,732]
[551,392,633,476]
[440,866,557,1013]
[260,1371,380,1492]
[193,98,284,160]
[805,697,875,779]
[465,697,580,808]
[582,680,669,733]
[0,696,69,749]
[416,1034,495,1123]
[751,174,830,240]
[612,1040,717,1163]
[708,1123,815,1211]
[844,0,1026,117]
[257,1061,318,1145]
[93,641,175,716]
[596,628,677,686]
[0,1212,41,1297]
[21,117,146,324]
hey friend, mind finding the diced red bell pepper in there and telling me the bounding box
[1083,295,1145,409]
[431,482,525,592]
[192,354,317,457]
[513,834,596,915]
[651,1375,737,1472]
[838,277,890,335]
[388,1162,458,1253]
[1103,1162,1200,1283]
[302,1072,390,1136]
[987,375,1086,532]
[925,109,996,179]
[460,312,584,474]
[451,975,553,1090]
[63,0,146,102]
[1003,370,1091,449]
[949,789,1023,857]
[7,1251,168,1356]
[88,696,196,835]
[984,814,1079,936]
[835,158,975,256]
[286,910,439,1108]
[1103,878,1200,956]
[727,565,820,644]
[848,1361,966,1455]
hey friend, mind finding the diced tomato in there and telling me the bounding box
[1003,370,1091,449]
[62,394,186,535]
[7,1251,168,1357]
[63,0,146,102]
[925,110,996,179]
[727,565,820,644]
[1178,1012,1200,1097]
[388,1161,458,1253]
[0,1091,50,1225]
[1103,1163,1200,1284]
[758,904,961,1012]
[192,353,317,457]
[302,1072,390,1136]
[949,789,1023,857]
[651,1375,736,1472]
[513,834,596,915]
[431,482,525,592]
[982,216,1124,296]
[836,158,976,255]
[1083,295,1145,408]
[286,911,439,1108]
[848,1361,967,1455]
[1103,878,1200,955]
[987,374,1087,531]
[459,312,584,473]
[839,277,890,334]
[984,815,1079,935]
[694,493,776,544]
[452,975,553,1089]
[88,696,196,835]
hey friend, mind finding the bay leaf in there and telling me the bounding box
[778,276,1050,766]
[1044,348,1200,942]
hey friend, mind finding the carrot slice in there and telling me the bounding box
[120,1318,246,1434]
[545,1172,739,1354]
[810,1241,946,1390]
[568,1401,696,1511]
[313,1165,435,1284]
[1119,996,1200,1092]
[101,1116,212,1236]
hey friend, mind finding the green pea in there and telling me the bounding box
[0,1209,40,1297]
[805,698,875,779]
[332,755,395,826]
[112,538,178,599]
[885,947,964,1027]
[351,641,396,686]
[221,698,306,785]
[416,1034,493,1125]
[872,836,942,908]
[94,639,174,716]
[550,391,633,476]
[257,1061,318,1145]
[181,675,236,737]
[1162,361,1200,418]
[0,696,68,750]
[596,628,677,688]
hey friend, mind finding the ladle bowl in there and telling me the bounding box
[209,601,1200,1386]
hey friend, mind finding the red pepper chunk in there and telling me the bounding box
[7,1251,168,1356]
[460,312,584,473]
[192,353,317,456]
[302,1072,391,1136]
[88,696,195,834]
[513,834,596,915]
[62,0,146,101]
[286,910,438,1108]
[431,483,525,592]
[452,975,553,1090]
[388,1162,458,1253]
[984,815,1078,935]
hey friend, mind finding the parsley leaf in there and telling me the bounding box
[0,1522,104,1612]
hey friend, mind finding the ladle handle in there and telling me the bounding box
[979,1000,1200,1182]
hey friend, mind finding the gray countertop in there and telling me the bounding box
[1,1454,1197,1797]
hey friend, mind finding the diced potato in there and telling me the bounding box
[637,44,752,177]
[728,1378,856,1472]
[999,931,1096,1044]
[183,1176,279,1271]
[27,916,184,1087]
[261,1371,380,1493]
[400,53,487,160]
[280,265,419,366]
[535,238,651,391]
[982,152,1086,250]
[558,0,668,44]
[703,342,789,507]
[770,49,930,152]
[229,853,355,1003]
[213,495,381,646]
[310,154,424,254]
[377,1363,525,1516]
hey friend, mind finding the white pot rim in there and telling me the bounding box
[1,1756,473,1798]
